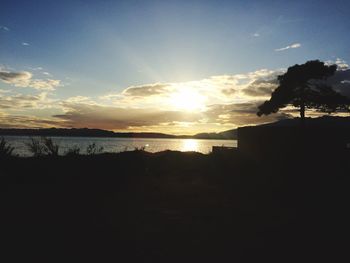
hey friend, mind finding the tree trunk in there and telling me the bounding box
[300,102,305,119]
[300,85,306,125]
[300,101,305,126]
[299,101,306,149]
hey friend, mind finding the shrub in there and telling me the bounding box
[65,145,81,156]
[86,143,104,155]
[134,146,146,151]
[26,137,45,157]
[42,137,60,156]
[25,137,60,157]
[0,137,15,157]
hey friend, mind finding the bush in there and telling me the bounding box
[42,137,60,156]
[86,143,104,155]
[65,145,81,156]
[26,137,60,157]
[0,137,15,157]
[134,146,146,151]
[26,137,45,157]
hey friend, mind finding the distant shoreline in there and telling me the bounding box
[0,128,237,140]
[0,134,237,141]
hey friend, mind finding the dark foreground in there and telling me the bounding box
[1,150,349,262]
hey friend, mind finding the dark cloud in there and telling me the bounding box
[0,70,60,90]
[242,69,350,99]
[221,88,236,95]
[327,69,350,97]
[52,99,296,131]
[327,69,350,83]
[0,113,64,129]
[0,71,31,83]
[4,66,346,131]
[123,83,170,97]
[204,102,293,126]
[242,76,279,97]
[0,94,43,109]
[54,103,201,130]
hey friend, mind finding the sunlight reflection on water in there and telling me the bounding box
[181,139,199,152]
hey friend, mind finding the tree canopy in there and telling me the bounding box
[257,60,350,120]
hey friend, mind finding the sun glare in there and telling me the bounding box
[181,139,199,152]
[170,89,206,111]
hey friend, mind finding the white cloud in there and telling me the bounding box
[326,58,349,71]
[28,66,43,71]
[0,69,61,90]
[89,68,291,132]
[335,58,349,70]
[1,61,348,132]
[253,33,260,37]
[275,43,301,51]
[0,92,56,110]
[28,79,60,90]
[27,66,53,77]
[0,89,11,94]
[101,68,285,111]
[22,42,30,46]
[0,26,9,31]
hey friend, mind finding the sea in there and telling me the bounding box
[2,136,237,157]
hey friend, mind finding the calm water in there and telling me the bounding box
[3,136,237,156]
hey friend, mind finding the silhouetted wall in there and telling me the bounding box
[237,126,350,156]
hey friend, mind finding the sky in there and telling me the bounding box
[1,0,350,134]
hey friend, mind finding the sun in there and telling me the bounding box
[169,89,206,111]
[181,139,199,152]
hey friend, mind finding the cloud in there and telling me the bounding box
[101,69,285,111]
[0,71,32,84]
[0,95,296,133]
[28,79,60,90]
[0,69,61,90]
[2,62,348,133]
[195,102,293,127]
[0,26,9,31]
[54,102,202,132]
[0,111,64,129]
[242,75,279,97]
[326,58,349,71]
[123,83,171,97]
[0,92,55,110]
[22,42,30,46]
[334,58,349,70]
[221,88,236,95]
[28,66,43,71]
[253,33,260,37]
[327,69,350,98]
[51,93,296,134]
[0,94,42,109]
[275,43,301,51]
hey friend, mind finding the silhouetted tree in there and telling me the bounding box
[257,60,350,122]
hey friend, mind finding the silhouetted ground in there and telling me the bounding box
[1,150,349,262]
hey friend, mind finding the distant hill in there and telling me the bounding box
[193,129,237,140]
[0,127,238,140]
[260,116,350,128]
[2,116,348,140]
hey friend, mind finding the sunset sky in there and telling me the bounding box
[1,0,350,134]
